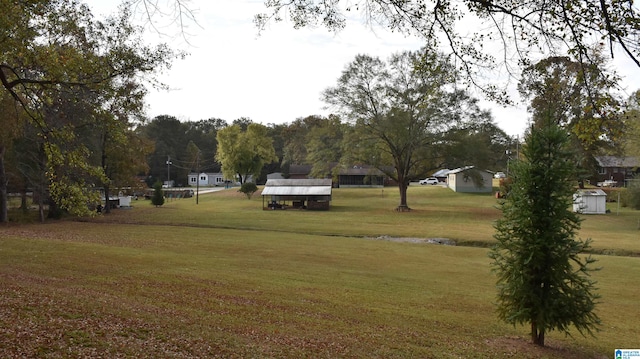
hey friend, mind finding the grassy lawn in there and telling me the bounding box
[1,185,639,358]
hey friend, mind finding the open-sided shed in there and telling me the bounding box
[573,189,607,214]
[261,179,332,210]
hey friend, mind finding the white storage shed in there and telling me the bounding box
[447,166,493,193]
[573,189,607,214]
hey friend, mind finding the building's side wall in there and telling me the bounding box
[574,195,607,214]
[449,172,492,193]
[586,196,606,214]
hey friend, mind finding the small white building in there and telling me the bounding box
[187,172,252,187]
[118,195,132,207]
[188,172,227,187]
[573,189,607,214]
[447,166,493,193]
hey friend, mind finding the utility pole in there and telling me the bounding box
[195,151,200,205]
[166,156,172,187]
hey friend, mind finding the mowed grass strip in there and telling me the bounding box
[100,185,640,254]
[95,186,504,242]
[1,220,638,358]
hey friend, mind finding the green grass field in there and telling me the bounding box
[1,185,639,358]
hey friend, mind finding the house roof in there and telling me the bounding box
[339,166,385,176]
[432,169,451,177]
[448,166,494,175]
[595,156,640,168]
[288,164,313,175]
[261,179,332,196]
[448,166,478,174]
[188,172,223,176]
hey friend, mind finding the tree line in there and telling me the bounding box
[4,35,640,220]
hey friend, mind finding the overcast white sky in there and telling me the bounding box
[86,0,640,137]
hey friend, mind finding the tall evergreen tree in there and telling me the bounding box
[489,120,600,347]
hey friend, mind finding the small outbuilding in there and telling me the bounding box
[261,179,332,210]
[573,189,607,214]
[447,166,493,193]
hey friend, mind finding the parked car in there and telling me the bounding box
[419,177,439,185]
[494,171,506,179]
[597,179,617,187]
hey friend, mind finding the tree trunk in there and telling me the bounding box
[396,177,411,212]
[531,322,545,346]
[0,144,7,223]
[20,185,28,213]
[47,194,63,219]
[101,133,110,214]
[38,144,46,223]
[104,185,111,214]
[38,191,44,223]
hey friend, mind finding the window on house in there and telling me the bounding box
[598,167,606,175]
[200,176,206,181]
[216,177,224,183]
[190,177,196,183]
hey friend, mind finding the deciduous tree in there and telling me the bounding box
[140,115,191,186]
[216,123,277,184]
[518,54,624,185]
[0,0,178,218]
[255,0,640,101]
[436,95,511,171]
[0,92,24,222]
[305,115,345,179]
[324,49,490,210]
[623,90,640,158]
[281,115,327,168]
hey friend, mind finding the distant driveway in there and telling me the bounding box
[194,187,228,194]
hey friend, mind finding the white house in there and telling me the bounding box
[188,172,227,187]
[573,189,607,214]
[447,166,493,193]
[188,172,254,187]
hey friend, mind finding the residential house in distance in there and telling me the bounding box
[286,165,313,180]
[187,172,229,187]
[337,165,386,188]
[278,164,389,188]
[594,156,639,187]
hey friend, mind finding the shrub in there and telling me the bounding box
[151,182,165,207]
[238,182,258,200]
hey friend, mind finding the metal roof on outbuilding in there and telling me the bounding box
[261,179,332,196]
[576,189,607,196]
